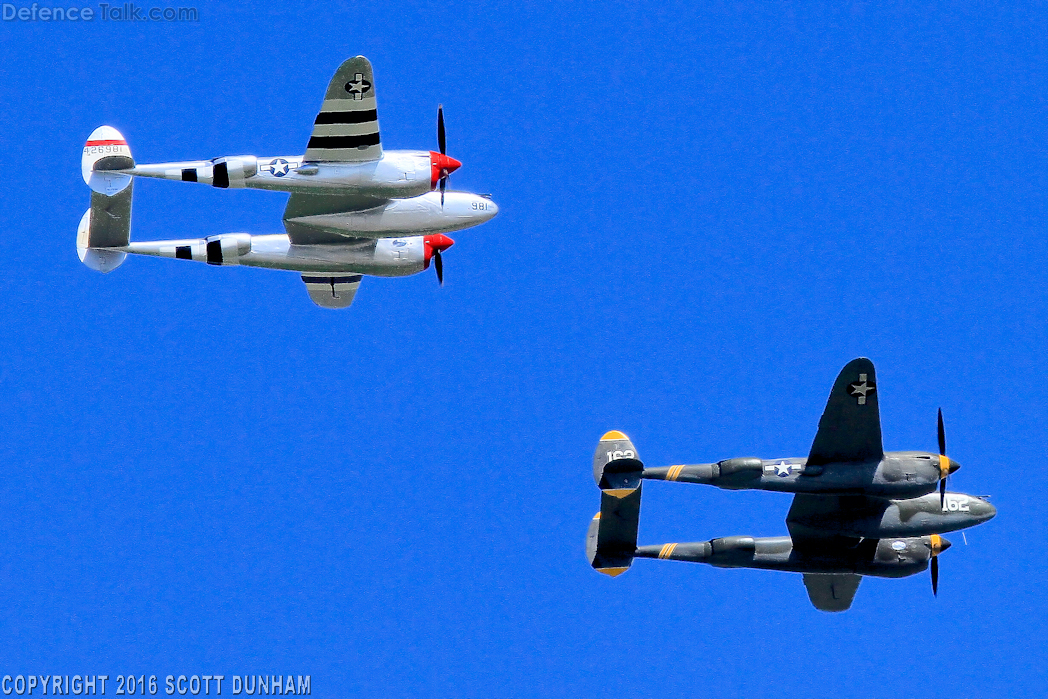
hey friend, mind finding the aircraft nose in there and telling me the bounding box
[465,196,497,223]
[481,199,498,220]
[972,497,997,521]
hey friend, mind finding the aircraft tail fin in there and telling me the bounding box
[586,488,642,577]
[587,431,643,576]
[76,184,133,274]
[82,126,134,195]
[592,430,643,496]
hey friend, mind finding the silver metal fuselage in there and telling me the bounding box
[283,190,497,241]
[126,149,436,198]
[119,190,497,276]
[125,234,428,276]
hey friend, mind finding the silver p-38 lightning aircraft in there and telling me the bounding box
[587,358,996,611]
[78,56,498,308]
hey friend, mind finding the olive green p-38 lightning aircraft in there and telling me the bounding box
[587,358,996,611]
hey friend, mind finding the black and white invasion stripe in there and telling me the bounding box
[303,57,382,163]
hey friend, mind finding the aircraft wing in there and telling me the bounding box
[787,494,871,611]
[282,192,383,245]
[802,574,862,612]
[806,358,883,467]
[303,56,383,163]
[785,493,885,541]
[301,274,362,309]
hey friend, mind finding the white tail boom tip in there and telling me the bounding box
[76,209,126,273]
[83,125,134,194]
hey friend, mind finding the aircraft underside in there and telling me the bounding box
[587,358,996,611]
[78,56,498,310]
[123,234,435,277]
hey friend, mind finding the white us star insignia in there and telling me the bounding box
[269,158,289,177]
[344,73,372,100]
[773,461,793,477]
[848,373,876,405]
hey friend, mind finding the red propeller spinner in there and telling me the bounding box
[430,152,462,189]
[423,234,455,286]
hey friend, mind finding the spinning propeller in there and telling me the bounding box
[423,234,455,286]
[430,105,462,208]
[927,534,951,596]
[937,408,959,507]
[929,410,963,596]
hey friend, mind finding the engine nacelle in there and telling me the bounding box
[711,457,764,487]
[211,156,257,188]
[204,233,252,266]
[717,457,763,476]
[710,536,756,554]
[372,237,426,271]
[855,537,942,578]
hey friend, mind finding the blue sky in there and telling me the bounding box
[0,1,1045,696]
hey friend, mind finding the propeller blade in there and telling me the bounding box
[434,249,443,286]
[437,104,446,155]
[931,555,939,597]
[937,408,946,457]
[440,176,446,208]
[937,408,948,507]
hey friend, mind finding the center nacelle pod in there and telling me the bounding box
[204,233,252,266]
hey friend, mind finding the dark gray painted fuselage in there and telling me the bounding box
[645,450,952,499]
[786,491,995,539]
[634,535,937,579]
